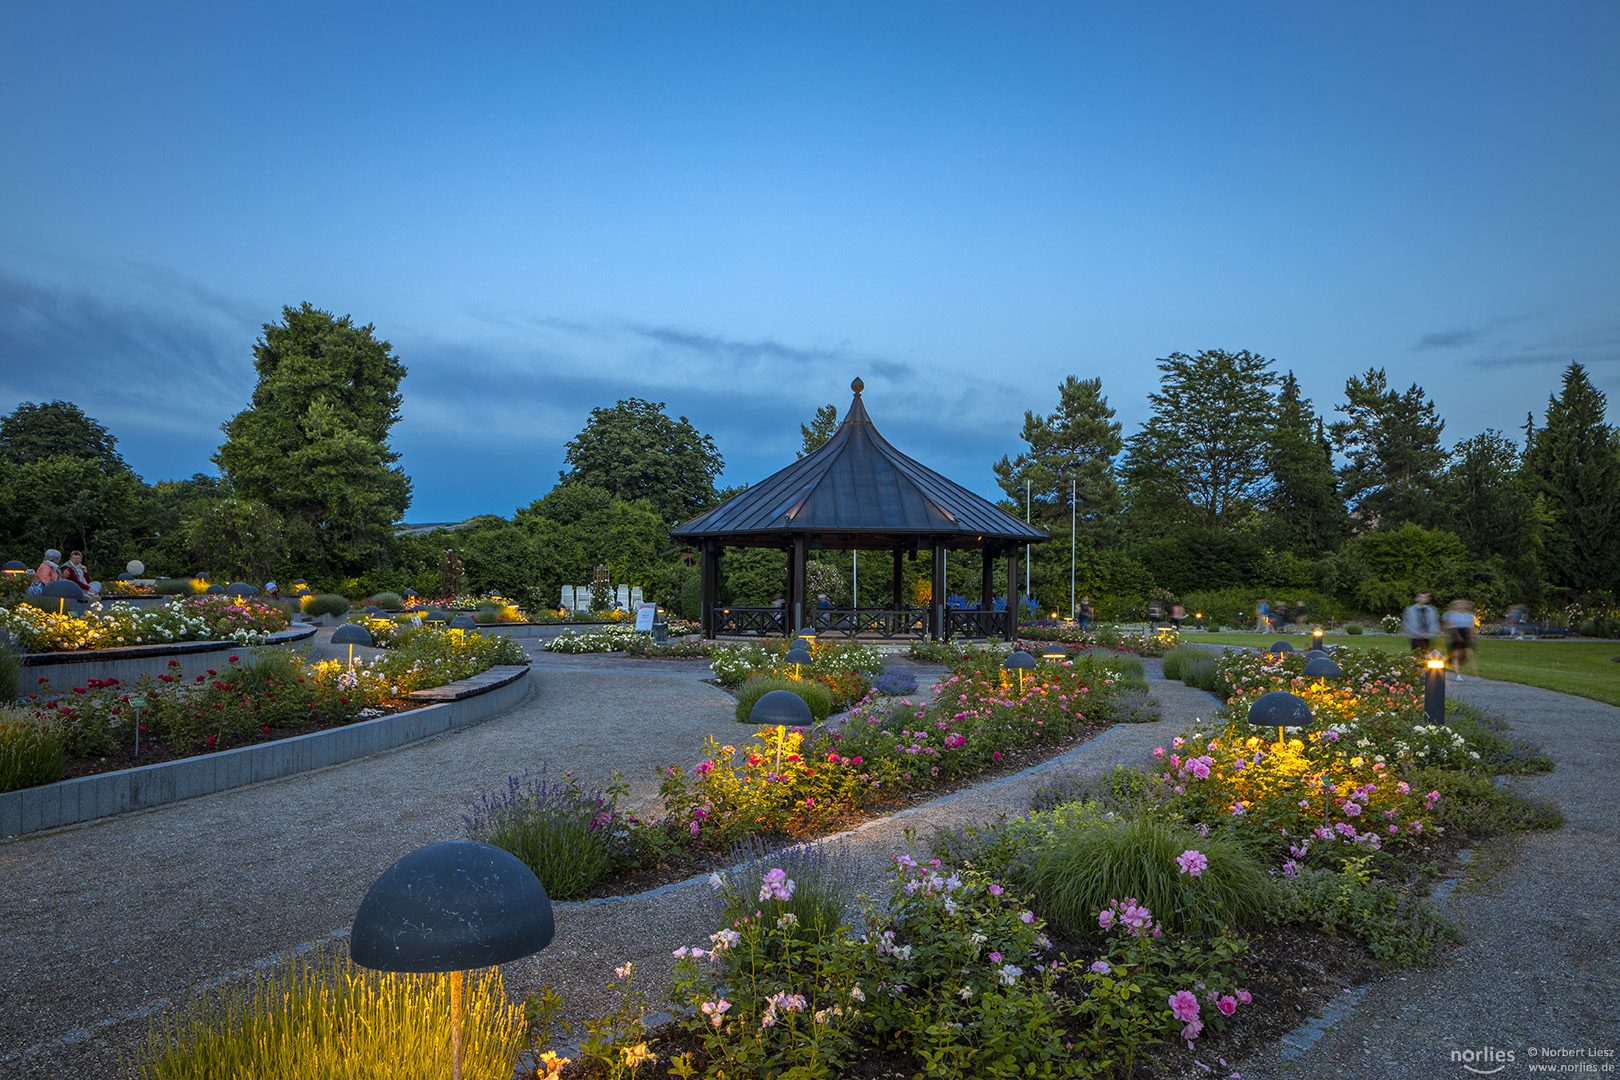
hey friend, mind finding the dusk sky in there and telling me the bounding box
[3,2,1617,524]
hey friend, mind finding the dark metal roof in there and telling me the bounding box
[673,378,1049,549]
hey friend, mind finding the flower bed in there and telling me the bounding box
[7,628,527,780]
[0,596,290,652]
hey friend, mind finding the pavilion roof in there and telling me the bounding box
[672,379,1049,549]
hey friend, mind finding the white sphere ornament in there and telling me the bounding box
[126,560,145,576]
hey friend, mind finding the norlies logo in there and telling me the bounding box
[1453,1047,1516,1074]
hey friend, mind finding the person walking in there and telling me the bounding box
[1402,592,1441,653]
[1077,595,1094,632]
[1255,598,1271,634]
[1444,599,1478,680]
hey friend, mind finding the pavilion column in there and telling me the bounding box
[892,548,904,613]
[789,536,807,635]
[701,541,720,638]
[1005,544,1020,642]
[979,548,995,625]
[930,542,947,641]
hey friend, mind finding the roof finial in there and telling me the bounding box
[851,376,864,395]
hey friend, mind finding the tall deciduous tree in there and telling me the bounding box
[1262,372,1348,555]
[0,400,126,470]
[1329,368,1448,530]
[213,303,412,577]
[798,404,839,458]
[0,400,154,567]
[558,399,724,524]
[992,376,1123,537]
[1522,362,1620,593]
[1120,350,1278,533]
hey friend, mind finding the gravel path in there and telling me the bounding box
[2,643,1612,1078]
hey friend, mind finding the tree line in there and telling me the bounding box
[989,351,1618,619]
[2,305,1615,620]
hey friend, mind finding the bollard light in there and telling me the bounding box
[1424,649,1447,723]
[351,840,555,1080]
[1311,627,1324,649]
[1195,611,1203,630]
[1002,650,1037,694]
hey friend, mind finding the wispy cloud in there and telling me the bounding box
[1415,328,1481,350]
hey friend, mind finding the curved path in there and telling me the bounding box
[2,643,1612,1078]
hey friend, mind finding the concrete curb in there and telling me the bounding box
[0,665,532,839]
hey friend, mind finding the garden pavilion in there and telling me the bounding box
[673,378,1049,641]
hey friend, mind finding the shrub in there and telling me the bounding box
[0,635,21,701]
[1414,766,1564,833]
[1345,622,1365,635]
[368,591,403,610]
[1445,703,1554,775]
[733,676,834,724]
[463,769,626,900]
[127,947,525,1080]
[1028,765,1163,815]
[0,709,65,793]
[708,836,859,948]
[304,594,351,618]
[1161,646,1198,681]
[1181,653,1222,692]
[930,799,1110,880]
[1271,858,1458,966]
[153,578,197,596]
[871,668,919,696]
[1022,813,1274,939]
[907,639,962,663]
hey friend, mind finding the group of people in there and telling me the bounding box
[28,548,99,596]
[1402,591,1478,680]
[1254,598,1310,633]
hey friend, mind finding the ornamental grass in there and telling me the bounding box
[127,949,526,1080]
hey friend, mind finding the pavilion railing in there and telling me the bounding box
[711,607,790,636]
[944,609,1013,640]
[810,607,929,638]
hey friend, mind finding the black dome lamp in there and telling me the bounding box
[41,579,87,614]
[1248,689,1313,745]
[350,840,555,1080]
[1002,649,1037,693]
[331,622,373,665]
[749,688,813,728]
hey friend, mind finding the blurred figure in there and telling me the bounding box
[1504,603,1527,638]
[1402,592,1440,653]
[1444,599,1478,680]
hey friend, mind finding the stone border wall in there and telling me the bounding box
[23,626,319,697]
[0,665,531,839]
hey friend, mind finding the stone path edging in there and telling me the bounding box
[0,664,532,838]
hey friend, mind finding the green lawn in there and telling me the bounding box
[1173,630,1620,707]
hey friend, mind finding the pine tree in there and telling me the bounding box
[992,376,1123,538]
[1263,372,1348,555]
[1522,363,1620,594]
[1329,368,1448,530]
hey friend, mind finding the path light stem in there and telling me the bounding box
[450,969,464,1080]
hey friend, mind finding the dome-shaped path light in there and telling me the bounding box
[1248,689,1313,747]
[1268,640,1294,656]
[225,582,259,597]
[1302,656,1343,680]
[351,840,555,1080]
[1002,649,1036,694]
[40,579,86,615]
[784,645,813,680]
[449,614,478,630]
[331,622,373,667]
[750,688,812,728]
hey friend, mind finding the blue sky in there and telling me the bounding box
[2,2,1617,523]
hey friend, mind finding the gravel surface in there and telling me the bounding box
[2,641,1612,1079]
